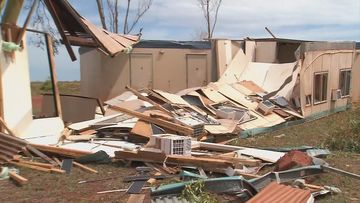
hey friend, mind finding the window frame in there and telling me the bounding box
[339,68,351,98]
[313,71,329,105]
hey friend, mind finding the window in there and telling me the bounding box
[314,72,328,104]
[305,95,312,106]
[339,69,351,97]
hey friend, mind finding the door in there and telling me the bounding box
[130,53,153,89]
[186,54,208,88]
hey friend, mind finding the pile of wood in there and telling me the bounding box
[0,132,65,185]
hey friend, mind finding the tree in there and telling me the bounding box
[96,0,153,34]
[196,0,222,39]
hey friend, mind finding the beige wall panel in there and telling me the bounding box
[80,49,102,98]
[301,52,313,117]
[245,40,256,62]
[255,41,277,63]
[215,40,232,77]
[352,53,360,102]
[130,53,153,89]
[231,41,242,59]
[101,53,130,100]
[149,49,187,92]
[320,54,331,113]
[186,54,207,88]
[0,36,33,135]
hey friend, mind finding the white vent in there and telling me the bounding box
[331,89,342,101]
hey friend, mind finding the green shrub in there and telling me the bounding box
[323,108,360,153]
[180,180,218,203]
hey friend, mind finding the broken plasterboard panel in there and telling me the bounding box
[200,87,228,103]
[68,114,121,131]
[60,141,139,157]
[218,48,249,84]
[21,117,64,141]
[105,91,148,106]
[235,148,285,163]
[153,89,190,105]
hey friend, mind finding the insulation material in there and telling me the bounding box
[239,62,298,99]
[218,48,249,84]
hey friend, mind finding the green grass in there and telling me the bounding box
[31,81,81,96]
[231,105,360,202]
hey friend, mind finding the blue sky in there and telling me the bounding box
[23,0,360,81]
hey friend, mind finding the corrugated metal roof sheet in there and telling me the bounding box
[247,182,314,203]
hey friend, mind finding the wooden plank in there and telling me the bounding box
[10,161,51,173]
[45,34,63,119]
[126,86,170,113]
[0,117,19,137]
[9,171,28,186]
[1,0,24,24]
[167,155,234,169]
[30,144,92,158]
[43,0,76,61]
[15,0,39,44]
[0,138,24,150]
[73,161,98,173]
[50,168,66,174]
[0,143,20,154]
[126,194,145,203]
[17,159,53,169]
[115,150,234,169]
[130,120,153,138]
[26,145,58,166]
[109,105,194,135]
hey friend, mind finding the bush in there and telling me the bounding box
[180,180,218,203]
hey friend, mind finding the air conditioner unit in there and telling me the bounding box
[148,134,192,156]
[331,89,342,101]
[256,100,275,115]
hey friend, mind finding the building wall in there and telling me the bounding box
[80,47,212,101]
[352,51,360,102]
[0,33,33,135]
[300,50,353,117]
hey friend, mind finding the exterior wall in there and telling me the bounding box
[0,30,64,138]
[300,50,353,117]
[352,51,360,102]
[80,47,212,101]
[215,40,232,77]
[0,33,33,135]
[255,41,277,63]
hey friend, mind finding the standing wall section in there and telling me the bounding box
[300,50,353,117]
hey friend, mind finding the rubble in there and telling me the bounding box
[0,0,359,202]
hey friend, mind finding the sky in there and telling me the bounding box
[22,0,360,81]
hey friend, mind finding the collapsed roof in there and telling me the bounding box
[44,0,140,61]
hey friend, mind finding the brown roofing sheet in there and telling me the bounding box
[44,0,140,59]
[247,182,313,203]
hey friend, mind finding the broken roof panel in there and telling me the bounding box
[44,0,140,61]
[134,40,211,49]
[247,182,314,203]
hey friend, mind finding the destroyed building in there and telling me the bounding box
[0,0,359,202]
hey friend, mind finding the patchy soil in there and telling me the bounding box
[0,162,138,203]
